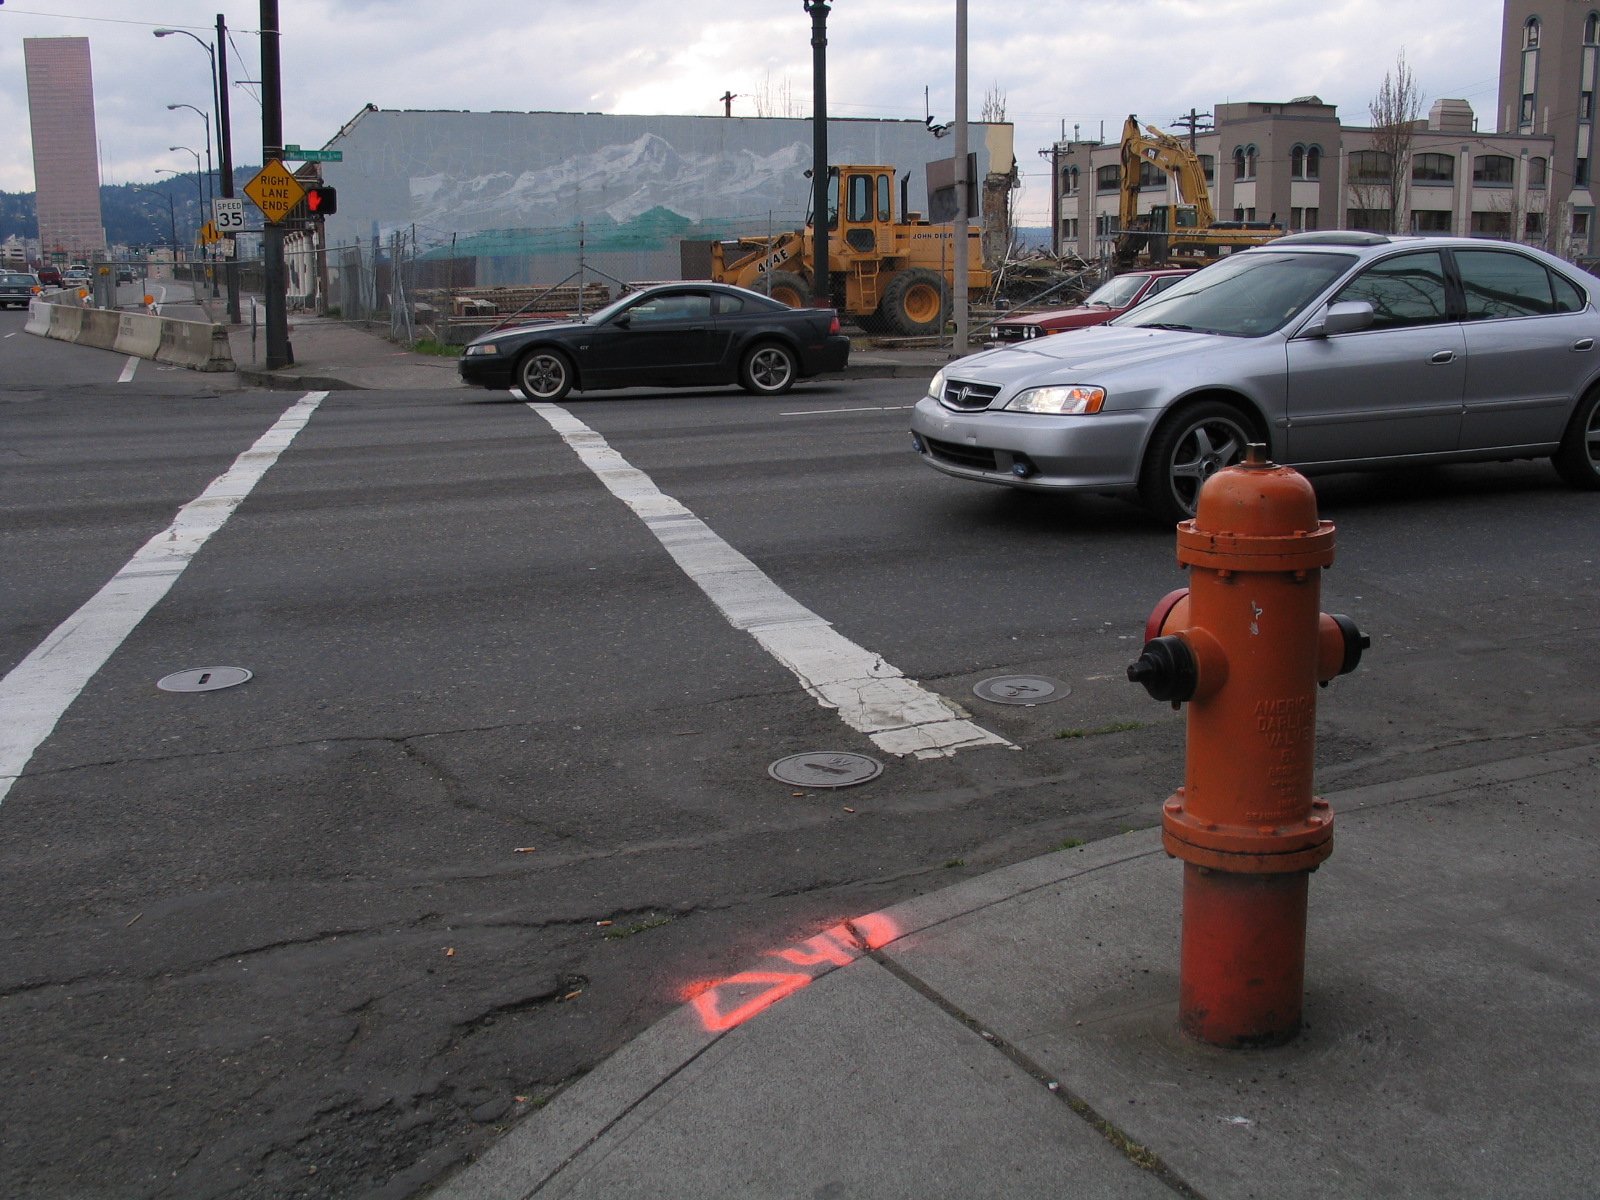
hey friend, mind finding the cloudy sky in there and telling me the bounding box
[1,0,1506,225]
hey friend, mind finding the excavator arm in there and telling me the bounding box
[1121,116,1215,227]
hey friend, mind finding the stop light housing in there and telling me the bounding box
[305,185,337,216]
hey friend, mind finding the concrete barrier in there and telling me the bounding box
[25,299,236,373]
[24,298,50,335]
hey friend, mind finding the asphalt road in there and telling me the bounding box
[3,313,1598,1198]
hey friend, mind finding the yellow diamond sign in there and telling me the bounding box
[243,160,306,224]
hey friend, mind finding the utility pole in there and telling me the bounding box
[217,12,240,323]
[805,0,830,308]
[720,90,736,117]
[1172,108,1214,152]
[260,0,290,368]
[952,0,969,354]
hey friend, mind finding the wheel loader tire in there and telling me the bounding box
[764,270,809,309]
[877,268,950,337]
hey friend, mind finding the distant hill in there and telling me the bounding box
[0,167,261,249]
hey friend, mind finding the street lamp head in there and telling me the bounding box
[154,29,175,36]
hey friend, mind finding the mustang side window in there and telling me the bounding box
[1330,251,1449,330]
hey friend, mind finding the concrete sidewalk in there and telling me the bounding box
[214,308,954,392]
[426,743,1600,1199]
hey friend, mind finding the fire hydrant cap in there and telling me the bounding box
[1193,454,1320,539]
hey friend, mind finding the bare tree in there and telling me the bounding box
[980,84,1006,125]
[751,71,800,118]
[1357,51,1424,233]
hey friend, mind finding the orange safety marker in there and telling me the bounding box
[1128,445,1367,1047]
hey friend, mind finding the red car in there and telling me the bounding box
[988,268,1194,344]
[35,266,63,286]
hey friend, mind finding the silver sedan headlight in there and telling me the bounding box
[1004,385,1106,415]
[926,368,946,399]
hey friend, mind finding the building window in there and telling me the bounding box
[1473,154,1515,184]
[1290,206,1319,230]
[1139,161,1164,189]
[1233,147,1247,180]
[1096,213,1117,236]
[1573,211,1591,237]
[1521,94,1537,126]
[1199,154,1215,184]
[1580,159,1592,185]
[1471,210,1513,236]
[1588,12,1600,41]
[1347,208,1394,233]
[1349,150,1392,182]
[1063,166,1079,195]
[1062,217,1080,239]
[1305,145,1322,179]
[1525,17,1540,48]
[1096,165,1120,193]
[1528,156,1548,188]
[1586,92,1596,121]
[1525,211,1545,236]
[1290,144,1305,178]
[1412,210,1452,232]
[1413,153,1455,183]
[1245,145,1258,178]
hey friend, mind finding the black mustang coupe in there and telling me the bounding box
[458,282,851,399]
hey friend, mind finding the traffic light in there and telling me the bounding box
[304,185,337,216]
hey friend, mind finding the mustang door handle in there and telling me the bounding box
[1430,350,1456,364]
[1574,338,1595,351]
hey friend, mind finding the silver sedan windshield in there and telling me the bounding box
[1113,252,1357,337]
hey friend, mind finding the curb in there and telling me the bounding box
[424,740,1600,1199]
[235,368,362,391]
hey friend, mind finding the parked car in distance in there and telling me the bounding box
[459,282,851,399]
[988,268,1194,344]
[912,232,1600,523]
[0,272,41,308]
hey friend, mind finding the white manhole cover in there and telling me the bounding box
[768,752,883,789]
[972,675,1072,706]
[156,667,253,693]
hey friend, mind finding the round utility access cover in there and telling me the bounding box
[156,666,253,693]
[972,675,1072,706]
[768,751,883,789]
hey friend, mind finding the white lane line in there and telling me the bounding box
[0,391,329,806]
[3,332,16,339]
[522,395,1013,759]
[117,355,139,383]
[780,405,917,416]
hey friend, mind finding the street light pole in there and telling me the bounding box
[952,0,969,355]
[168,104,218,298]
[130,185,180,264]
[804,1,830,309]
[259,0,291,369]
[216,13,240,323]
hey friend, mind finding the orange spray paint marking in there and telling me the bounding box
[847,912,900,950]
[691,971,811,1032]
[769,931,855,967]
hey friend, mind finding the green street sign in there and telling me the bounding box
[283,144,343,162]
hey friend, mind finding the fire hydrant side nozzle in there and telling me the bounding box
[1127,444,1367,1048]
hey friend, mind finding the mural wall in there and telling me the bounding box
[318,109,1015,286]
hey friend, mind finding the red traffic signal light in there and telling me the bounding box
[305,185,337,216]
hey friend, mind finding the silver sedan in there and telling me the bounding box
[911,233,1600,522]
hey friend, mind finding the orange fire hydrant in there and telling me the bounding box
[1128,446,1367,1047]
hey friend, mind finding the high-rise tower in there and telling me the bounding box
[24,37,106,260]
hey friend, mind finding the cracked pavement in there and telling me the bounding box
[1,347,1597,1197]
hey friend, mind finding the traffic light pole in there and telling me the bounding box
[259,0,291,368]
[217,12,240,324]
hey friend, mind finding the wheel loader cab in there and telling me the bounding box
[836,169,894,254]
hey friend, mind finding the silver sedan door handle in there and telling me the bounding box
[1574,338,1595,352]
[1430,350,1456,364]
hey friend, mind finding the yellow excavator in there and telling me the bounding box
[710,165,990,336]
[1115,116,1282,268]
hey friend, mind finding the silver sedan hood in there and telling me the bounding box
[947,326,1226,385]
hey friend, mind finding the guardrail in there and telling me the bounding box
[24,298,235,373]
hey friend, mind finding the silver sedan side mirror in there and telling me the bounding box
[1300,300,1375,338]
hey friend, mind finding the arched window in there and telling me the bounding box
[1096,164,1121,193]
[1413,153,1456,182]
[1306,145,1322,179]
[1291,144,1306,178]
[1529,156,1548,187]
[1525,16,1541,48]
[1473,154,1515,184]
[1063,166,1079,195]
[1587,12,1599,42]
[1349,149,1393,182]
[1233,146,1247,180]
[1245,144,1258,178]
